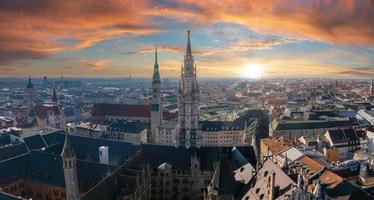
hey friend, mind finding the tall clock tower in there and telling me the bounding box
[151,47,162,143]
[178,30,200,148]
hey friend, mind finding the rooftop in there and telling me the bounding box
[261,138,292,155]
[91,103,150,118]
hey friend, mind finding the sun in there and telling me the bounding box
[243,63,264,79]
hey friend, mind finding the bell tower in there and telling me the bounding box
[151,47,162,144]
[26,77,35,110]
[61,132,80,200]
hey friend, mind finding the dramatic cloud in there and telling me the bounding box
[0,0,372,77]
[123,37,287,57]
[173,0,374,44]
[0,0,159,65]
[123,44,184,55]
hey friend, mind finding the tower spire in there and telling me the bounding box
[52,88,58,103]
[151,45,162,144]
[155,46,158,65]
[178,30,199,148]
[186,30,192,57]
[26,76,33,89]
[152,46,160,84]
[61,132,80,200]
[61,132,75,158]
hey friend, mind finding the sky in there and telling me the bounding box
[0,0,373,78]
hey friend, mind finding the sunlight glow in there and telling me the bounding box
[243,63,264,79]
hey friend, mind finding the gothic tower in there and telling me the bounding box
[151,47,162,143]
[52,88,58,106]
[26,77,35,110]
[61,132,80,200]
[49,88,62,129]
[178,30,200,148]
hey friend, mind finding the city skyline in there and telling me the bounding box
[0,0,373,78]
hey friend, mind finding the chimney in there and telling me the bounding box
[99,146,109,165]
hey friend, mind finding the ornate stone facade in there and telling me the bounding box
[177,30,200,149]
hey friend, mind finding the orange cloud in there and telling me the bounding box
[175,0,374,45]
[123,37,286,57]
[0,0,159,65]
[123,44,184,55]
[0,0,372,77]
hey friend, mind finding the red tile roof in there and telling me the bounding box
[34,104,61,118]
[163,110,178,120]
[35,104,50,119]
[91,103,151,118]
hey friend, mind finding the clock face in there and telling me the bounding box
[152,104,159,111]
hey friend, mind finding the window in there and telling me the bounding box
[264,171,269,177]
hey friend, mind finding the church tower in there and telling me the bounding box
[26,77,35,110]
[52,88,58,106]
[61,132,80,200]
[178,30,200,148]
[151,47,162,143]
[49,88,62,129]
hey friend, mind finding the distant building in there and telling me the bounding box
[359,161,374,186]
[157,120,178,146]
[324,128,366,160]
[270,118,357,140]
[107,120,147,145]
[90,103,151,123]
[67,122,105,138]
[0,116,14,129]
[199,119,252,147]
[358,110,374,125]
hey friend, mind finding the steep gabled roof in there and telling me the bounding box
[326,129,347,145]
[23,134,47,150]
[0,143,29,161]
[0,191,24,199]
[91,103,150,118]
[210,153,236,196]
[238,159,295,200]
